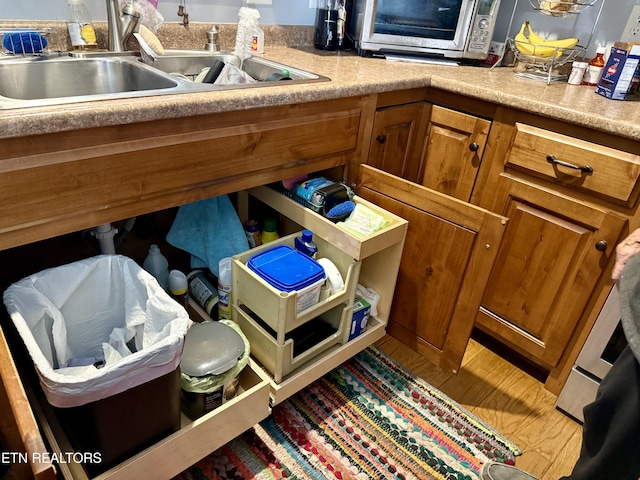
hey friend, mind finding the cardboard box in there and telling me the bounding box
[349,297,371,341]
[596,43,640,100]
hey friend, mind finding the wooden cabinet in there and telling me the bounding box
[476,173,626,368]
[363,93,499,372]
[420,105,491,202]
[365,92,638,390]
[475,113,637,372]
[356,166,506,373]
[368,102,430,184]
[367,93,492,202]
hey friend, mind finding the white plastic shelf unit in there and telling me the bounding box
[233,230,362,382]
[238,185,407,401]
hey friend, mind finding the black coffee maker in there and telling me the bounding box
[314,0,354,51]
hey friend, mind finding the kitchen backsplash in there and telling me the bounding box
[0,20,315,52]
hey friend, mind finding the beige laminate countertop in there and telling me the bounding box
[1,46,639,141]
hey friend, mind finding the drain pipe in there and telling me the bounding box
[94,223,118,254]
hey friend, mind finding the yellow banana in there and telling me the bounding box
[543,36,579,49]
[514,20,578,59]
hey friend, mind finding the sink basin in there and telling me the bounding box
[0,50,329,110]
[149,50,329,86]
[0,55,212,109]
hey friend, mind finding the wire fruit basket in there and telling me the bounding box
[529,0,599,17]
[508,37,586,83]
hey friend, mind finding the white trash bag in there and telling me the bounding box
[3,255,190,408]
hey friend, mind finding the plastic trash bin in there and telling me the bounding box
[3,254,191,475]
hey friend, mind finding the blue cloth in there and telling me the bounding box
[166,195,249,277]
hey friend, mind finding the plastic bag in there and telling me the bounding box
[214,63,258,85]
[123,0,164,32]
[180,320,250,394]
[3,255,190,407]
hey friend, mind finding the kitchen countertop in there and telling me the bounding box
[1,46,639,141]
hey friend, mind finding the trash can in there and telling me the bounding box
[3,255,191,475]
[179,320,250,420]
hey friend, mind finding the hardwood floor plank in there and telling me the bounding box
[544,428,582,480]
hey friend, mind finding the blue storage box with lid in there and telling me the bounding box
[247,245,326,312]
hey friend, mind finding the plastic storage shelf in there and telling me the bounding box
[232,231,361,338]
[235,302,351,383]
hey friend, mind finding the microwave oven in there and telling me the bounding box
[347,0,502,61]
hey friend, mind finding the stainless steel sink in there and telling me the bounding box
[0,54,213,109]
[149,50,329,86]
[0,50,329,110]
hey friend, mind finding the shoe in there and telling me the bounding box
[480,461,540,480]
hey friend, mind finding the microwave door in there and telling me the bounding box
[361,0,476,53]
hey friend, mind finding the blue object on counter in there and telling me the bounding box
[167,195,249,277]
[2,31,48,53]
[248,245,325,292]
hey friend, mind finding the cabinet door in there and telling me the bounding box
[421,106,491,202]
[368,103,430,183]
[358,166,507,373]
[477,174,626,368]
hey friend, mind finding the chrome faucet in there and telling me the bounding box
[106,0,140,52]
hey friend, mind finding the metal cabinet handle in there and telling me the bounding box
[546,154,593,174]
[469,142,479,152]
[375,135,386,144]
[595,240,608,252]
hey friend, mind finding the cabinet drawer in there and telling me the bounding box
[2,302,271,480]
[507,123,640,204]
[37,360,271,480]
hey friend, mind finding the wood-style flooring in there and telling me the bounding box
[375,333,583,480]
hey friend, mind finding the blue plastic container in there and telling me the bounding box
[248,245,324,291]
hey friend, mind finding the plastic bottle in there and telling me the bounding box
[187,270,218,317]
[294,230,318,258]
[568,61,588,85]
[582,47,607,86]
[262,217,280,243]
[67,0,98,50]
[244,219,262,248]
[143,244,169,290]
[218,257,233,320]
[168,270,189,309]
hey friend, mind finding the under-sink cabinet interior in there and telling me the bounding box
[0,179,407,480]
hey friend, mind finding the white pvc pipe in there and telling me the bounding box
[94,223,118,254]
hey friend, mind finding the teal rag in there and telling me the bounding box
[166,196,249,277]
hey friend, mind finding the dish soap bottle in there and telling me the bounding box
[67,0,98,50]
[295,230,318,258]
[582,47,607,86]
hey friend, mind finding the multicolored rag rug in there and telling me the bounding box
[174,346,520,480]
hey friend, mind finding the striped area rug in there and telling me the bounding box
[174,346,520,480]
